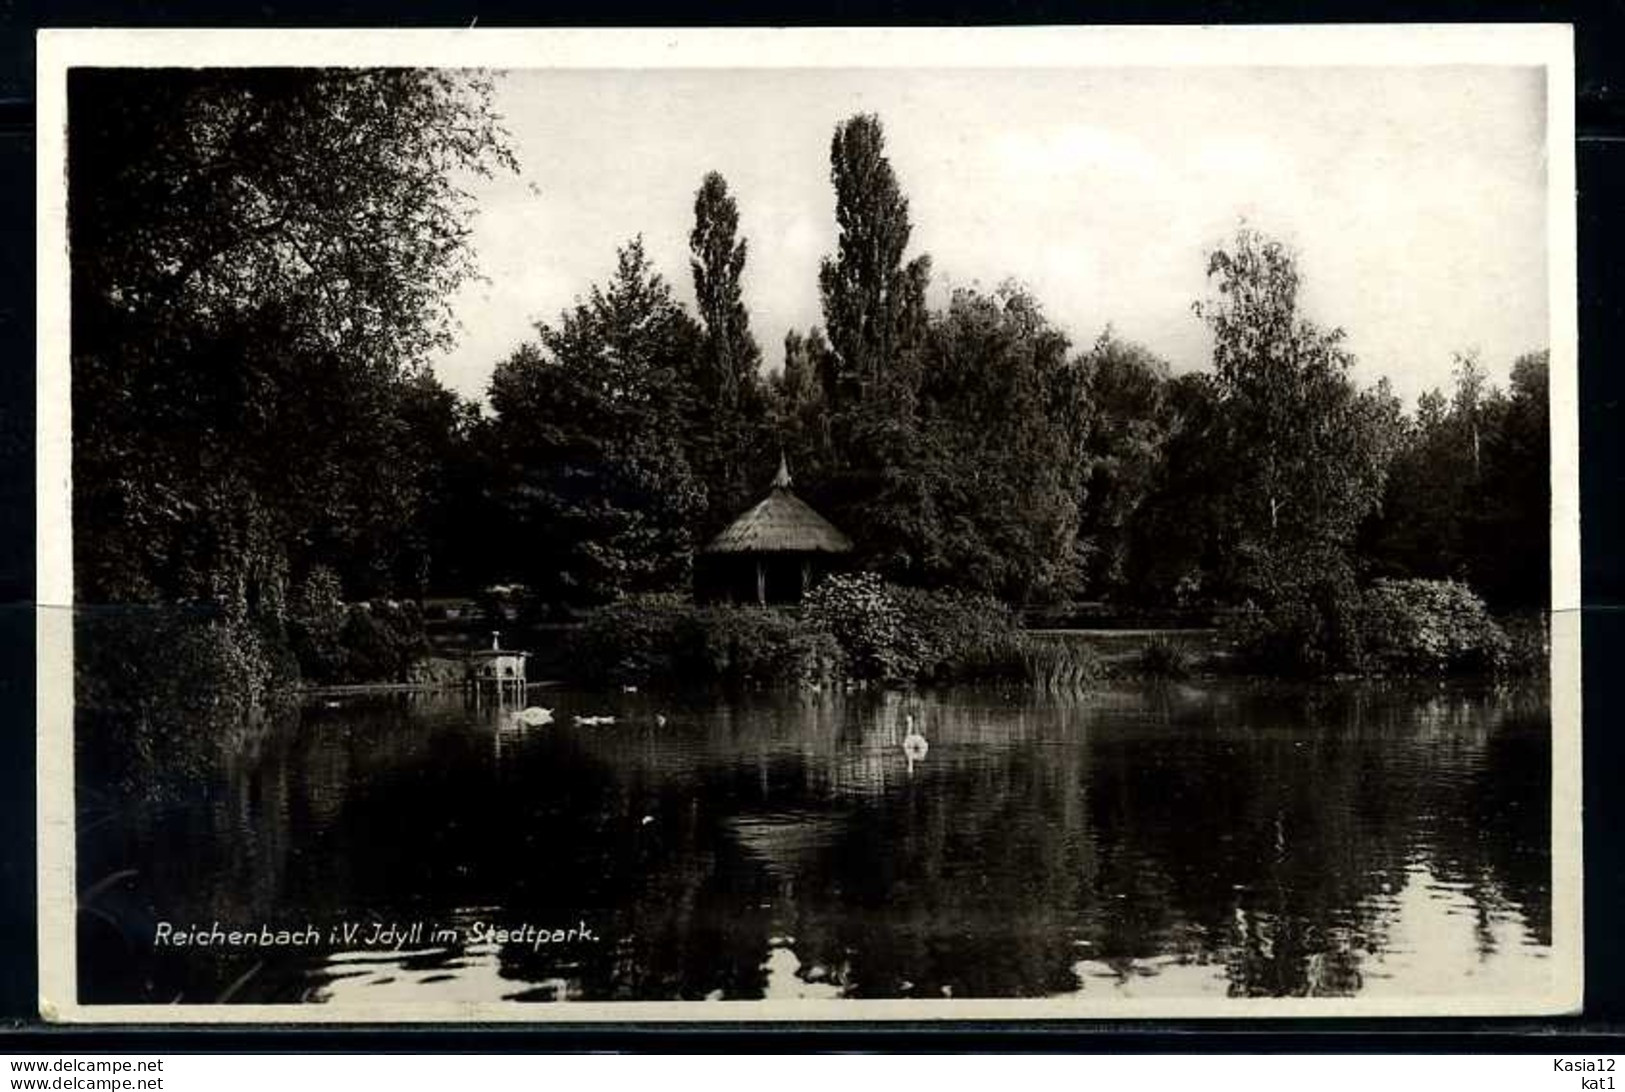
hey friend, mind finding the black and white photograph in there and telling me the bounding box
[35,27,1580,1021]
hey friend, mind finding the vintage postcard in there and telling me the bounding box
[36,26,1581,1022]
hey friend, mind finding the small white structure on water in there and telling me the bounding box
[465,631,529,701]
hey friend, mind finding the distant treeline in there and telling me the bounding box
[71,72,1548,693]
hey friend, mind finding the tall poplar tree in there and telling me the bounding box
[804,116,935,576]
[817,114,932,413]
[688,172,767,525]
[690,172,761,407]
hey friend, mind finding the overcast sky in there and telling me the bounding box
[430,65,1549,407]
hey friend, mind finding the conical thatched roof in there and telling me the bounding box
[702,456,854,556]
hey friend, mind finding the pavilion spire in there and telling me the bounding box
[772,449,793,490]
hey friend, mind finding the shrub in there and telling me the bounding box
[1229,574,1514,677]
[78,608,295,730]
[890,585,1023,683]
[803,573,919,683]
[570,595,843,689]
[1228,559,1367,676]
[1220,542,1375,675]
[1498,612,1550,676]
[569,593,689,688]
[1138,634,1191,678]
[805,575,1052,685]
[677,608,845,688]
[926,630,1035,684]
[571,577,1107,690]
[76,606,299,797]
[339,600,430,684]
[287,565,430,684]
[1359,578,1510,674]
[287,566,347,682]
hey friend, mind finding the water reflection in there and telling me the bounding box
[76,681,1552,1004]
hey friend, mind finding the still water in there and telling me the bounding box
[77,681,1553,1005]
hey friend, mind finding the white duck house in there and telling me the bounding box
[465,631,529,698]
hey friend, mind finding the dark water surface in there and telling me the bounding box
[77,681,1553,1005]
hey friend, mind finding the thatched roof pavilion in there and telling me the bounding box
[696,456,853,605]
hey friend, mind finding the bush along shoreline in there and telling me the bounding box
[1225,576,1546,679]
[566,573,1544,692]
[75,573,1544,764]
[74,564,456,784]
[568,574,1101,692]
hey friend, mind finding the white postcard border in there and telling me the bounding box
[35,24,1582,1024]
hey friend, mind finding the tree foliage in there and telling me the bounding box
[765,117,1096,603]
[1192,228,1402,601]
[1120,371,1231,605]
[1196,229,1399,555]
[690,171,762,406]
[487,239,706,606]
[71,68,515,609]
[910,283,1091,600]
[73,68,514,371]
[688,172,771,529]
[1366,349,1549,608]
[77,83,1553,689]
[1075,331,1176,598]
[817,114,933,414]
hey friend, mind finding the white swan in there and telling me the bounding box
[901,713,929,773]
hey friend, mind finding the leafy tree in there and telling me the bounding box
[287,565,348,682]
[688,172,770,527]
[72,69,513,371]
[1363,375,1476,587]
[1481,350,1550,608]
[487,239,706,606]
[770,327,837,481]
[778,329,828,411]
[1450,350,1492,480]
[70,68,516,611]
[817,114,932,415]
[783,120,1093,603]
[1366,348,1549,609]
[391,372,487,598]
[803,115,937,577]
[690,172,762,408]
[1193,227,1399,600]
[1122,371,1233,605]
[1075,330,1175,598]
[911,283,1092,601]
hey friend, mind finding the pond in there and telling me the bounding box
[76,680,1554,1007]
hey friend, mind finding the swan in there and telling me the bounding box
[901,713,929,772]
